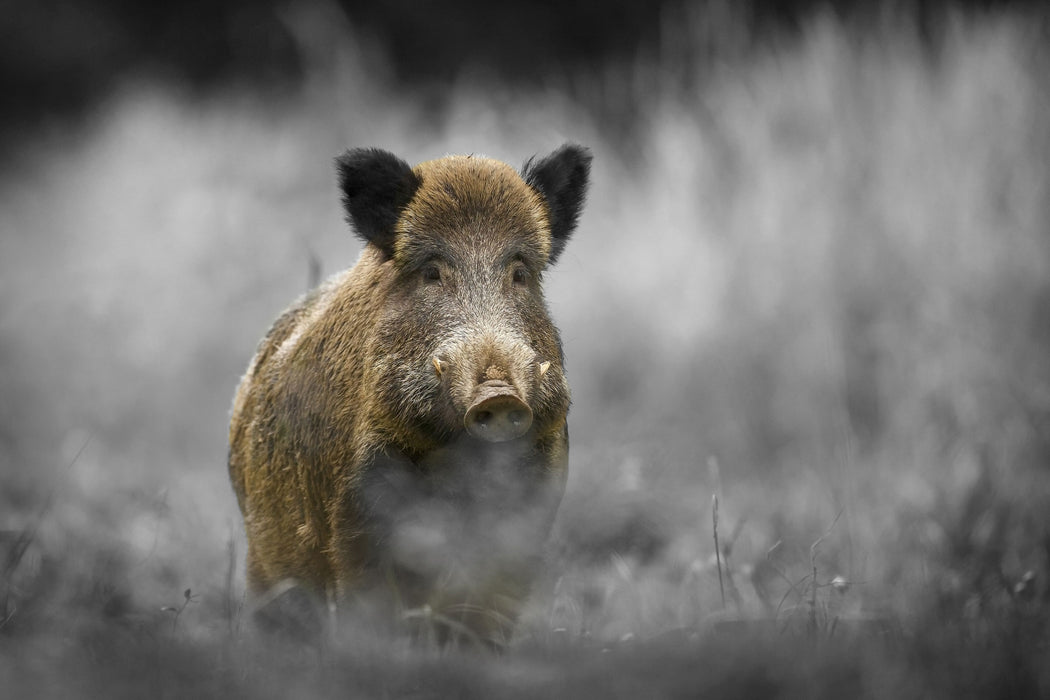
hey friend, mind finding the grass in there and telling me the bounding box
[2,4,1050,697]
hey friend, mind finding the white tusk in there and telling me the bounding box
[538,361,551,377]
[432,356,445,377]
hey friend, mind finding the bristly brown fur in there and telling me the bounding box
[229,145,590,643]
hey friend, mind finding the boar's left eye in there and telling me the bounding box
[421,264,442,283]
[511,264,529,286]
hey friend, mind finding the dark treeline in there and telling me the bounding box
[2,0,1045,135]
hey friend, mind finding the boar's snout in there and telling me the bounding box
[464,381,533,442]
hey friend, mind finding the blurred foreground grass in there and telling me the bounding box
[1,5,1049,697]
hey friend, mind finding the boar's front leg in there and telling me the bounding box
[330,449,430,606]
[331,447,543,646]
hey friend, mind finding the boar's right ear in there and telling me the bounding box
[522,144,592,265]
[335,148,421,258]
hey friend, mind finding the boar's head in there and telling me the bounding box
[336,145,591,452]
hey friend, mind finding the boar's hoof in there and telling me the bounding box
[465,387,533,442]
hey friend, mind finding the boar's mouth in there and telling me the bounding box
[464,381,533,443]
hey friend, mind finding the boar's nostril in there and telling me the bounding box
[465,392,533,443]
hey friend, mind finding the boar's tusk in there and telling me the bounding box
[432,356,445,377]
[538,361,551,377]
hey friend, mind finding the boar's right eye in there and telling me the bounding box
[421,264,442,283]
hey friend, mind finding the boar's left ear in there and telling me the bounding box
[335,148,422,258]
[522,144,592,264]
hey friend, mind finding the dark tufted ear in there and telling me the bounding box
[521,144,592,264]
[335,148,422,258]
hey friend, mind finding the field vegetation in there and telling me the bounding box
[1,3,1049,697]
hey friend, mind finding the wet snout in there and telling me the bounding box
[464,381,533,442]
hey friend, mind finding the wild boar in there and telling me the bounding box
[228,144,591,644]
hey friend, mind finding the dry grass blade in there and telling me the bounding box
[713,494,725,611]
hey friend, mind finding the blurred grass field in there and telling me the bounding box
[2,4,1049,697]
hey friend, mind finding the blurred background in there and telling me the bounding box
[2,0,1050,681]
